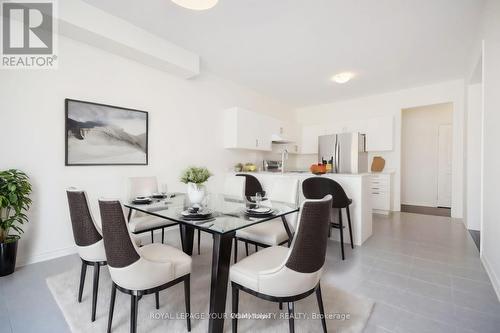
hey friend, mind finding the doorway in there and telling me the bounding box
[401,103,453,216]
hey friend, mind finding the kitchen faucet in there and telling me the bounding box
[281,148,288,174]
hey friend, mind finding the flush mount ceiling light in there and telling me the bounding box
[331,72,355,84]
[171,0,218,10]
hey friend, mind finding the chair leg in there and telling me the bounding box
[155,292,160,310]
[245,242,249,256]
[91,262,100,322]
[316,284,327,333]
[346,206,354,249]
[184,276,191,332]
[339,210,345,260]
[130,295,138,333]
[161,228,165,244]
[198,229,201,255]
[78,260,86,303]
[107,283,116,333]
[288,302,295,333]
[234,239,238,264]
[232,284,239,333]
[150,230,154,243]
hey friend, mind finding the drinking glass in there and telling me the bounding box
[255,192,263,208]
[160,184,168,196]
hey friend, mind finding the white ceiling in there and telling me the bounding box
[83,0,485,107]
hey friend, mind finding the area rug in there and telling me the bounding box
[47,237,373,332]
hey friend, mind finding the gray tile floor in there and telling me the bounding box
[0,212,498,333]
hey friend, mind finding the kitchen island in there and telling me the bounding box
[235,172,373,246]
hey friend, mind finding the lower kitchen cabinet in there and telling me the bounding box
[370,173,392,214]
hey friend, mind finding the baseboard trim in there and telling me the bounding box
[480,253,500,302]
[16,245,77,267]
[15,228,177,267]
[401,202,438,208]
[373,209,391,215]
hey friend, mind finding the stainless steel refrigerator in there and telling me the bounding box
[318,132,368,174]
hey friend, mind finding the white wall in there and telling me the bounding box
[465,83,482,231]
[478,0,500,299]
[295,80,465,217]
[0,36,292,266]
[401,103,453,207]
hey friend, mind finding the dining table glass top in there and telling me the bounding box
[124,193,299,235]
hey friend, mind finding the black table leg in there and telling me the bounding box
[281,216,293,246]
[179,225,195,256]
[208,232,234,333]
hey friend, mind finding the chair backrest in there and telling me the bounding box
[236,174,263,199]
[66,189,102,247]
[98,199,140,268]
[285,195,332,274]
[302,177,350,208]
[223,176,246,200]
[268,177,299,205]
[128,176,158,199]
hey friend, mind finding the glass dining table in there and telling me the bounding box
[124,193,299,333]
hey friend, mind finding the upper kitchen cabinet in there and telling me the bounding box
[300,124,325,154]
[269,119,299,143]
[223,107,273,151]
[364,116,394,151]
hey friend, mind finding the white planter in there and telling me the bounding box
[187,183,205,206]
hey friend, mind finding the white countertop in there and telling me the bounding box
[240,171,372,177]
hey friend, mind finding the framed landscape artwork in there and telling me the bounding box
[65,99,148,166]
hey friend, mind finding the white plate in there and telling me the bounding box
[246,207,272,214]
[181,209,212,217]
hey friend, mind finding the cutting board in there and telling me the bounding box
[371,156,385,172]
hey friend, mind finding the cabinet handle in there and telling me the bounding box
[372,187,380,190]
[372,192,380,194]
[280,127,283,134]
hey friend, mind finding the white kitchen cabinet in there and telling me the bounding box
[224,107,272,151]
[269,119,300,143]
[370,173,392,214]
[365,116,394,151]
[300,124,325,154]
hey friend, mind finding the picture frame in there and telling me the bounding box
[65,99,149,166]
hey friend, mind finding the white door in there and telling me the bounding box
[437,124,452,207]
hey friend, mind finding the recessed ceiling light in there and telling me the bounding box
[171,0,218,10]
[331,72,355,84]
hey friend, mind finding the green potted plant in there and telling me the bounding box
[0,169,32,276]
[180,167,212,206]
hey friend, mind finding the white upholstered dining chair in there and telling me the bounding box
[223,175,246,200]
[230,195,332,333]
[99,199,192,333]
[127,176,177,244]
[66,188,107,322]
[233,177,299,262]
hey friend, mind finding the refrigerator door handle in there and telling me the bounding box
[335,137,339,173]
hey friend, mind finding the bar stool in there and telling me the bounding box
[236,173,264,201]
[302,177,354,260]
